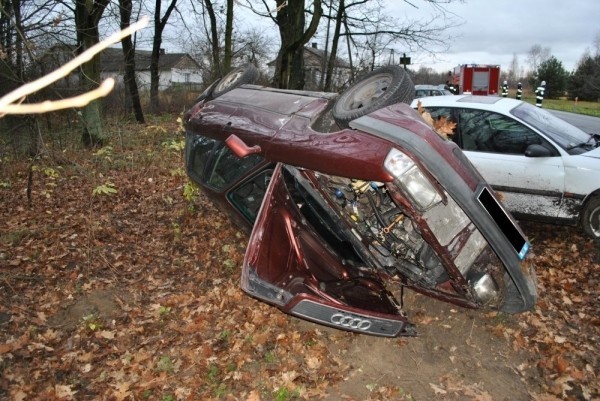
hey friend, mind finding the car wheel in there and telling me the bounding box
[332,65,414,128]
[211,63,260,98]
[581,196,600,238]
[194,79,220,103]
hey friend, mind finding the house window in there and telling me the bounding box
[184,73,191,83]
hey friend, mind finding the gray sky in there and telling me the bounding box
[389,0,600,74]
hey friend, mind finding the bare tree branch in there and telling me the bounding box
[0,17,149,116]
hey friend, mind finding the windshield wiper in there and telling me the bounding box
[566,134,599,150]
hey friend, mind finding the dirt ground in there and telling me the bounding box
[1,122,598,400]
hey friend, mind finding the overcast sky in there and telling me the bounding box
[387,0,600,74]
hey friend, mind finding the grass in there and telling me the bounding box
[512,91,600,117]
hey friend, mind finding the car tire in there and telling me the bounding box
[211,63,260,98]
[332,65,415,128]
[194,79,221,103]
[581,196,600,238]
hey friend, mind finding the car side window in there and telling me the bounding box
[422,107,458,144]
[227,169,273,222]
[186,135,219,183]
[186,134,263,191]
[458,109,553,155]
[206,145,263,190]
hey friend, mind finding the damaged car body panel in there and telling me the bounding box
[184,67,537,337]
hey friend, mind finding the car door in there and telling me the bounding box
[241,162,417,337]
[451,108,565,220]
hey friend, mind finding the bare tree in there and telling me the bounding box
[75,0,112,146]
[276,0,322,89]
[507,53,519,84]
[119,0,145,123]
[202,0,221,79]
[319,0,460,90]
[149,0,178,113]
[244,0,322,89]
[593,30,600,56]
[223,0,233,71]
[527,44,551,73]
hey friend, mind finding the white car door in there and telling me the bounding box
[457,109,566,219]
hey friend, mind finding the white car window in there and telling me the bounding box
[458,109,554,155]
[511,102,592,154]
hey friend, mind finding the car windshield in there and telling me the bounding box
[511,102,592,153]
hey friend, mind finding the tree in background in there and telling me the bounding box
[507,53,525,87]
[222,0,234,72]
[75,0,111,146]
[527,44,551,73]
[275,0,322,89]
[534,56,569,99]
[409,66,447,85]
[119,0,145,123]
[149,0,179,113]
[201,0,235,80]
[569,54,600,101]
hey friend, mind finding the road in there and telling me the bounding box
[549,109,600,133]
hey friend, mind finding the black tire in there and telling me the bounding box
[211,63,260,98]
[194,79,220,103]
[333,65,415,128]
[581,196,600,238]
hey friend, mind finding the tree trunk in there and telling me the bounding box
[150,0,178,113]
[223,0,234,72]
[75,0,110,147]
[120,0,145,123]
[324,0,344,92]
[204,0,221,79]
[275,0,322,89]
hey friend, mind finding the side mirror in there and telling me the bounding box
[225,134,261,158]
[525,144,553,157]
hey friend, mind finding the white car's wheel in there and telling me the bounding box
[582,196,600,238]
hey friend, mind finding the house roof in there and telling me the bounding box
[100,47,201,72]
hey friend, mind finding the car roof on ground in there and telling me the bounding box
[412,95,523,114]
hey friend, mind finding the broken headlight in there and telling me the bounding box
[384,148,442,210]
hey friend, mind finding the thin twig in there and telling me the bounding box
[0,17,149,116]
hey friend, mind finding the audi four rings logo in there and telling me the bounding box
[330,313,372,331]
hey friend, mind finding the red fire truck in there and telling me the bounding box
[451,64,500,95]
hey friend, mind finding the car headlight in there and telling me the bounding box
[384,148,442,210]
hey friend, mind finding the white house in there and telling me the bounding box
[99,48,203,91]
[38,45,203,91]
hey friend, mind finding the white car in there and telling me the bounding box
[411,95,600,238]
[415,84,454,98]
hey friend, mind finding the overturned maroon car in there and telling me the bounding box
[183,64,537,337]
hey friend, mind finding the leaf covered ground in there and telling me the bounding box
[0,119,598,400]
